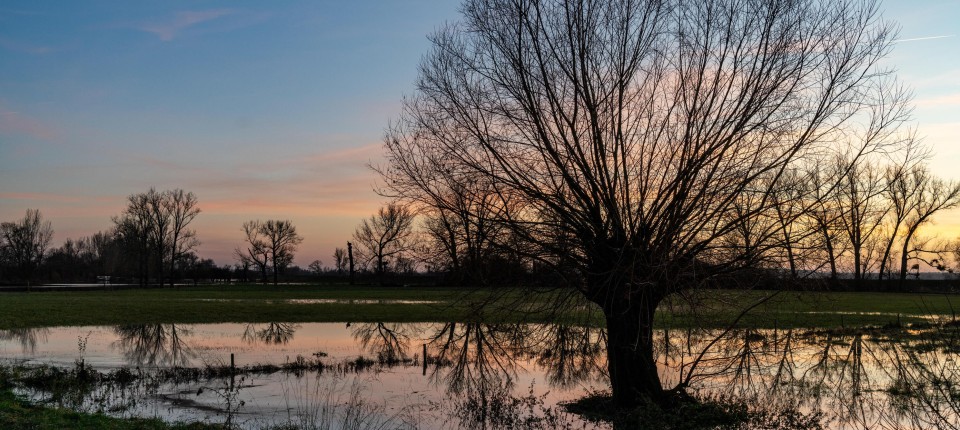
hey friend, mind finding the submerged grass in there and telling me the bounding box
[0,351,426,430]
[0,387,224,430]
[2,284,960,329]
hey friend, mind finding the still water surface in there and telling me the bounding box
[2,322,959,429]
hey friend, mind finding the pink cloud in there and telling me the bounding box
[0,192,116,205]
[138,9,234,41]
[2,140,392,266]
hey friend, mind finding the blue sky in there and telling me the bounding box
[1,1,958,266]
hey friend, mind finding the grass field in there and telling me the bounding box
[2,284,959,330]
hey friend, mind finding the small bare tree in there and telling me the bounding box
[353,204,415,278]
[261,220,303,285]
[333,247,348,274]
[895,168,960,282]
[308,259,324,276]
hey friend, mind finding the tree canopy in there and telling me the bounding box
[381,0,910,407]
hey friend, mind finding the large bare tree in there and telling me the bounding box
[166,189,201,287]
[113,188,201,286]
[381,0,908,407]
[114,193,154,286]
[145,188,172,286]
[894,168,960,282]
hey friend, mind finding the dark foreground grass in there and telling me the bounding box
[0,388,223,430]
[564,392,824,430]
[1,283,959,329]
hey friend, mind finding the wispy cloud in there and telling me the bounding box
[0,102,59,140]
[0,37,52,54]
[0,192,114,205]
[138,9,234,41]
[107,141,384,218]
[914,93,960,108]
[893,35,955,43]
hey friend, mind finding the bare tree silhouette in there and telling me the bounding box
[0,209,53,285]
[381,0,910,407]
[353,204,415,280]
[236,219,302,285]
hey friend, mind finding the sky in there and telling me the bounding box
[1,1,959,268]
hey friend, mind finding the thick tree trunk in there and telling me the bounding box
[272,255,279,286]
[156,252,165,287]
[820,223,837,280]
[169,234,178,288]
[899,232,913,289]
[603,299,665,407]
[852,243,862,281]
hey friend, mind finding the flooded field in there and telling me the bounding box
[2,321,960,429]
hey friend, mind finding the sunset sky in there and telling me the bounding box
[2,1,959,268]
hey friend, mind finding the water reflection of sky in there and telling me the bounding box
[3,323,960,429]
[1,324,416,368]
[0,323,609,429]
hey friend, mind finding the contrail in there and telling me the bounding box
[893,35,955,43]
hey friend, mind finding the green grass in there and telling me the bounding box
[0,284,562,329]
[660,289,960,328]
[0,388,223,430]
[0,284,958,329]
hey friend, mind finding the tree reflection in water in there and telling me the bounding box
[7,321,959,428]
[656,326,960,429]
[242,322,299,345]
[426,322,603,429]
[525,323,606,388]
[0,327,51,354]
[354,321,960,429]
[345,321,606,427]
[351,322,416,363]
[425,323,524,395]
[113,324,195,367]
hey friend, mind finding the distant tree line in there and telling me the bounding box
[5,172,960,288]
[0,188,211,286]
[347,149,960,290]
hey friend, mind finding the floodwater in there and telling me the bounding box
[1,323,608,429]
[2,321,960,429]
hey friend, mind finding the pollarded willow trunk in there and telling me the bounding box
[597,289,667,407]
